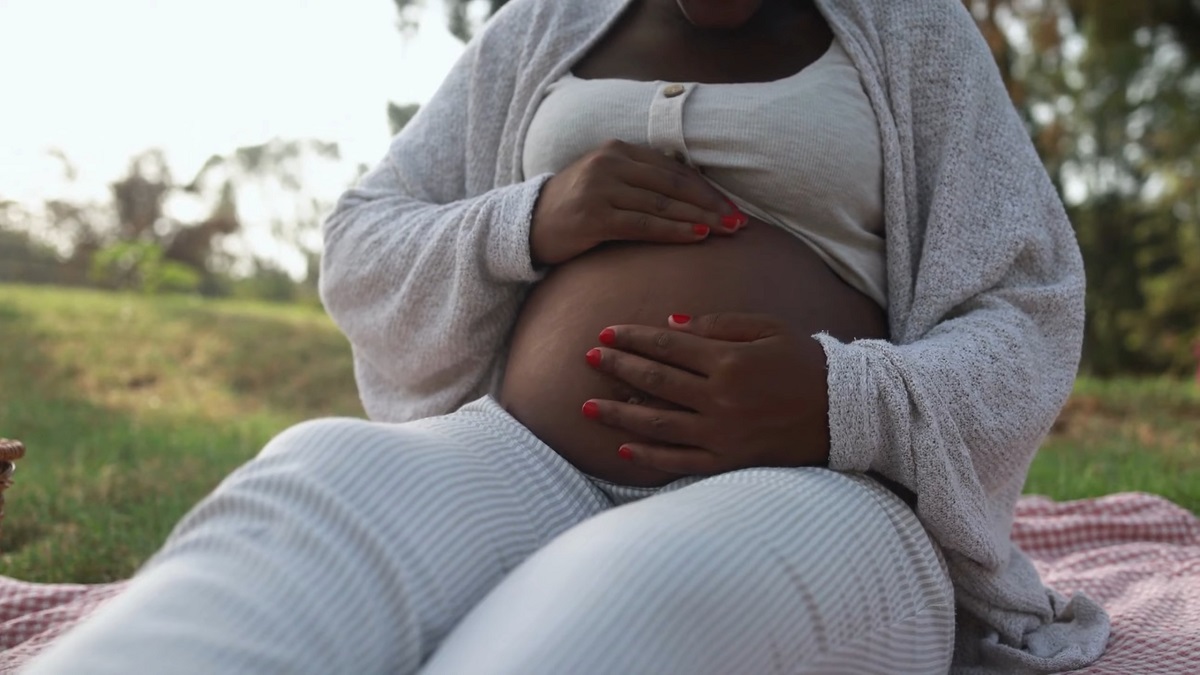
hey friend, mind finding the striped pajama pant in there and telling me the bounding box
[24,396,955,674]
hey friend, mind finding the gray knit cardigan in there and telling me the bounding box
[320,0,1110,670]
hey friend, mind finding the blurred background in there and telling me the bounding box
[0,0,464,303]
[1,0,1197,375]
[1,0,1198,584]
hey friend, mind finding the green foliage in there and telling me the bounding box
[3,136,344,305]
[228,259,321,306]
[392,0,508,42]
[88,242,201,295]
[969,1,1200,374]
[0,227,64,285]
[383,0,513,134]
[387,102,421,136]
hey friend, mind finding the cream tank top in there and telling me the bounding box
[522,37,887,307]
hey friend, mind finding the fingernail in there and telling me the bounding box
[670,314,691,325]
[693,224,710,237]
[720,214,741,229]
[736,213,749,229]
[598,328,616,346]
[582,401,601,419]
[585,348,602,368]
[617,446,634,461]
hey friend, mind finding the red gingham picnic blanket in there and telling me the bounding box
[2,492,1198,673]
[1012,493,1200,674]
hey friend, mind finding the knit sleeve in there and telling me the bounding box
[817,1,1086,566]
[319,20,552,423]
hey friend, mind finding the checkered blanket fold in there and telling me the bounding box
[2,492,1197,673]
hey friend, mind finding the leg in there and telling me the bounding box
[423,468,954,675]
[24,398,609,674]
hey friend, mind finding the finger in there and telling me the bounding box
[582,398,705,446]
[611,187,739,234]
[614,141,706,178]
[606,210,714,244]
[616,442,725,476]
[617,156,731,217]
[586,348,708,412]
[668,312,784,342]
[598,324,720,376]
[599,139,699,187]
[602,141,746,230]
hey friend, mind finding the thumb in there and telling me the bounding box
[668,312,782,342]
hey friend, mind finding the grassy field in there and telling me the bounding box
[1,283,1197,583]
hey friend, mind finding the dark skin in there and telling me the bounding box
[585,312,837,476]
[573,0,833,84]
[540,0,852,476]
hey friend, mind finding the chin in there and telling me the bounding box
[674,0,764,29]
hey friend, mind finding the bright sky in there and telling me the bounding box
[0,0,466,205]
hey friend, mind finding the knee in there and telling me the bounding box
[242,416,486,503]
[258,417,373,462]
[182,418,378,517]
[256,417,445,479]
[171,418,424,546]
[237,418,382,491]
[529,471,947,625]
[530,504,756,611]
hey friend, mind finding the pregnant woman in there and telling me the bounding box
[26,0,1109,673]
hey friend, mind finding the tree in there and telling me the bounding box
[0,214,65,286]
[969,0,1200,373]
[392,0,506,43]
[385,1,511,134]
[388,102,422,136]
[4,138,347,298]
[186,137,345,284]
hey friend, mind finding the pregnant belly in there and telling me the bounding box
[498,220,887,487]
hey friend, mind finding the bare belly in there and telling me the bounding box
[498,220,887,487]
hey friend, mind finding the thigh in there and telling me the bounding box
[231,399,613,650]
[25,397,612,675]
[423,468,954,675]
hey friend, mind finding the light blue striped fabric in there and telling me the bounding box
[24,397,952,674]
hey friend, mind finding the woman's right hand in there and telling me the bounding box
[530,139,746,266]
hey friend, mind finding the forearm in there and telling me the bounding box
[820,290,1082,487]
[320,170,553,422]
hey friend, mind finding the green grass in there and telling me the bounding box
[1,283,1197,583]
[1025,377,1200,509]
[1,284,362,583]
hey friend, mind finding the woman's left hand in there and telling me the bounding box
[582,312,831,476]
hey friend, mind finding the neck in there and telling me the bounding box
[655,0,816,41]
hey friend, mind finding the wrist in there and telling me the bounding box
[529,181,562,268]
[803,335,832,464]
[487,175,555,283]
[527,175,559,269]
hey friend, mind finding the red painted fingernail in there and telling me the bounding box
[693,224,710,237]
[720,214,741,229]
[585,348,602,368]
[617,446,634,461]
[670,314,691,325]
[582,401,601,419]
[598,328,616,346]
